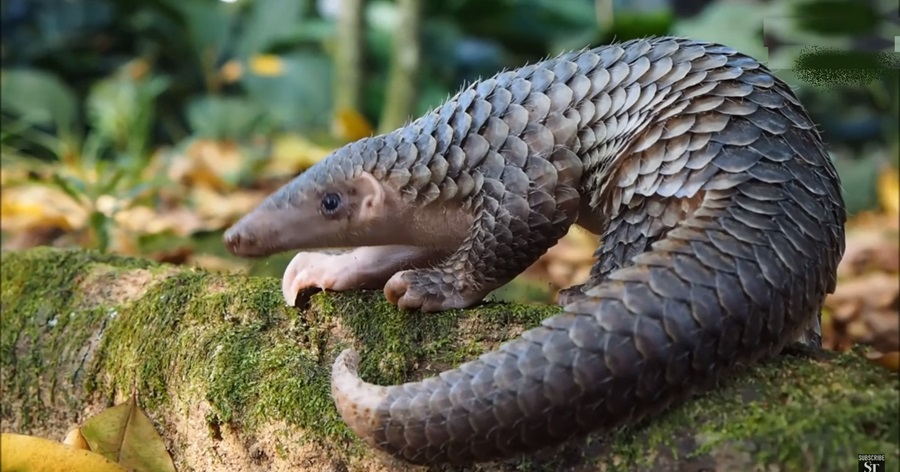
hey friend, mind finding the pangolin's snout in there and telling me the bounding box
[223,210,273,257]
[223,223,257,257]
[224,206,307,257]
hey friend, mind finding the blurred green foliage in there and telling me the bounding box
[0,0,896,255]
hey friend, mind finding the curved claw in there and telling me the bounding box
[384,270,482,312]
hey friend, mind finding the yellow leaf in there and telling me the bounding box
[114,205,205,236]
[332,107,373,141]
[80,395,176,472]
[249,54,284,76]
[877,166,899,216]
[266,134,333,175]
[0,185,88,232]
[1,433,125,472]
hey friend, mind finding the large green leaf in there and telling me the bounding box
[0,68,77,133]
[237,0,308,57]
[166,0,236,68]
[86,72,169,157]
[186,95,271,139]
[241,52,333,131]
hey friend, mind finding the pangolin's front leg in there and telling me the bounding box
[282,245,449,306]
[386,149,584,312]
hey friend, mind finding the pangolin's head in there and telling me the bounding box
[224,148,395,257]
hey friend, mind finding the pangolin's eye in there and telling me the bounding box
[321,193,342,214]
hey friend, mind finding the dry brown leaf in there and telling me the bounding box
[838,228,900,277]
[867,350,900,372]
[192,186,268,229]
[828,272,899,310]
[0,184,88,232]
[168,139,243,191]
[80,395,176,472]
[865,310,900,352]
[825,271,899,353]
[114,205,206,237]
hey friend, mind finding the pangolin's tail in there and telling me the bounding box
[331,64,845,468]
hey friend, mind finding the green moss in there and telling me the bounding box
[0,248,156,429]
[1,247,561,458]
[602,350,899,472]
[3,248,898,472]
[91,269,352,443]
[313,291,557,385]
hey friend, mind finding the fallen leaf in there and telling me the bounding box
[827,272,899,312]
[867,350,900,372]
[838,228,900,277]
[80,395,176,472]
[865,310,900,353]
[264,134,332,176]
[114,205,205,237]
[168,139,244,191]
[1,433,125,472]
[0,184,88,232]
[192,186,268,229]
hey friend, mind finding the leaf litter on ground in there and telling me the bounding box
[80,393,177,472]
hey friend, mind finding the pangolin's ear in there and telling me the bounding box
[356,172,385,222]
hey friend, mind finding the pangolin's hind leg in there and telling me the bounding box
[782,312,823,356]
[385,148,584,312]
[282,245,449,306]
[558,193,706,306]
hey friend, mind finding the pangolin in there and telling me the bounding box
[224,37,846,465]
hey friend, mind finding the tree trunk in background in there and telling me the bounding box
[378,0,422,133]
[595,0,614,31]
[334,0,366,114]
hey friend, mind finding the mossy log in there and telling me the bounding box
[1,248,897,471]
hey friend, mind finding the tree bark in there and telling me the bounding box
[1,248,897,471]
